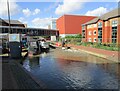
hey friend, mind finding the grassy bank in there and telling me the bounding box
[59,34,119,51]
[80,42,118,51]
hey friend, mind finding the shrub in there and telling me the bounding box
[82,42,88,46]
[76,42,82,45]
[110,43,116,47]
[65,34,82,38]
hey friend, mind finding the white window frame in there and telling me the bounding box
[94,24,97,27]
[88,38,92,42]
[112,20,118,27]
[94,38,96,42]
[93,30,96,35]
[89,31,92,35]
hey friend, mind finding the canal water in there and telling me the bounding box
[22,49,120,89]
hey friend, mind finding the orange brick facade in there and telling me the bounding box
[56,15,96,37]
[82,17,120,44]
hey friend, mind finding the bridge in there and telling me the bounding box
[0,26,59,36]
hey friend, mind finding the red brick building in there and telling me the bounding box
[82,8,120,44]
[56,15,97,37]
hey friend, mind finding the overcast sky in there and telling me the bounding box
[0,0,119,28]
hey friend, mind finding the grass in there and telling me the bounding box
[80,42,118,51]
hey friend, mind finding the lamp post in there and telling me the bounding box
[7,0,11,57]
[7,0,11,34]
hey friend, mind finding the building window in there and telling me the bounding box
[4,28,8,33]
[112,26,117,43]
[98,26,102,43]
[98,38,102,43]
[112,38,117,43]
[89,31,92,35]
[98,30,102,38]
[82,26,85,30]
[93,30,96,35]
[87,25,92,29]
[112,20,118,27]
[88,38,92,42]
[82,30,85,38]
[94,24,97,27]
[94,38,96,42]
[98,22,102,28]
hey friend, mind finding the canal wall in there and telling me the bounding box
[67,44,119,63]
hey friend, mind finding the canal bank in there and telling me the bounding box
[67,44,119,63]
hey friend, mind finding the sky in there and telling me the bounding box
[0,0,119,28]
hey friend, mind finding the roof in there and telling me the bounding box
[83,17,99,25]
[63,14,97,17]
[100,8,120,20]
[0,18,4,22]
[83,8,120,26]
[0,18,7,25]
[3,19,23,25]
[57,14,97,21]
[0,26,59,31]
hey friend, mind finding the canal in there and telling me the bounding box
[22,48,120,89]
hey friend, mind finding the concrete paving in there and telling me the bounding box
[67,44,119,63]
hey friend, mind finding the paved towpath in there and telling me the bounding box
[67,44,119,62]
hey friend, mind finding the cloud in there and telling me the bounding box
[33,8,40,15]
[31,17,56,29]
[18,17,28,24]
[31,18,51,28]
[22,8,40,17]
[0,0,19,16]
[55,0,85,15]
[45,2,59,12]
[85,7,108,16]
[55,0,118,15]
[22,8,31,17]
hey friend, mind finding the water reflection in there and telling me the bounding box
[98,63,120,78]
[29,57,40,68]
[57,58,119,89]
[22,49,120,89]
[23,57,40,71]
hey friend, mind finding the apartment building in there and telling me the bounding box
[56,15,97,38]
[82,8,120,44]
